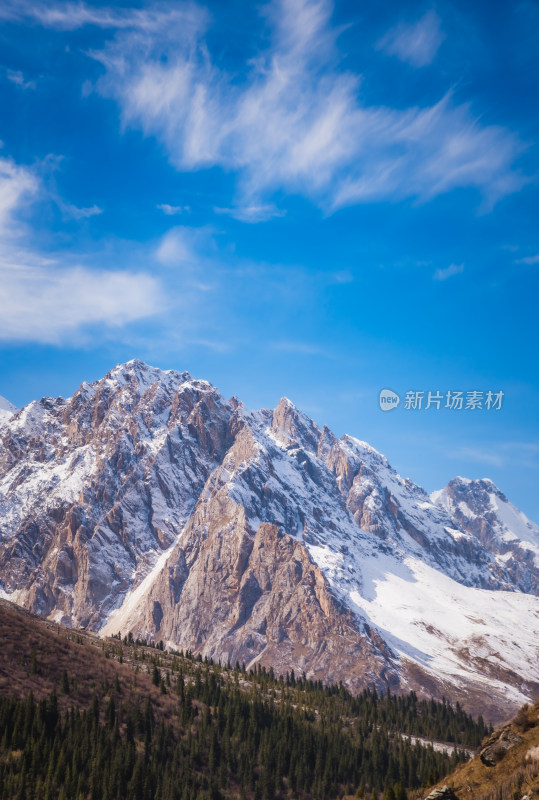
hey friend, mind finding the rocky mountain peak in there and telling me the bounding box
[431,476,539,595]
[106,359,196,395]
[438,476,507,506]
[271,396,321,453]
[432,476,528,529]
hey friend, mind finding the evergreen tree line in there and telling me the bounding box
[127,642,491,748]
[0,664,479,800]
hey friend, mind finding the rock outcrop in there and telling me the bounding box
[424,787,459,800]
[479,728,524,766]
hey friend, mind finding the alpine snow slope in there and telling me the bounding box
[0,360,537,721]
[0,396,17,426]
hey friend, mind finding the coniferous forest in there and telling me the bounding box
[0,632,491,800]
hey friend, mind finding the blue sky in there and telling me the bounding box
[0,0,538,519]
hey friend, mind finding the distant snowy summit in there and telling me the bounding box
[0,395,18,425]
[432,476,539,594]
[0,360,538,722]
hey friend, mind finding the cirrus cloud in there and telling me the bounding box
[433,262,464,281]
[516,254,539,265]
[377,10,445,68]
[1,0,528,217]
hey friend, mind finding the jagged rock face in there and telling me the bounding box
[322,437,508,591]
[431,478,539,595]
[124,521,396,688]
[100,405,398,686]
[1,361,539,718]
[0,361,236,627]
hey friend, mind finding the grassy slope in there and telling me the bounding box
[0,599,178,725]
[413,702,539,800]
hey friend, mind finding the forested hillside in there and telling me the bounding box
[0,601,489,800]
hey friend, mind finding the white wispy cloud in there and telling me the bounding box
[0,156,164,344]
[516,254,539,265]
[0,261,163,344]
[6,68,36,90]
[214,204,286,223]
[157,203,190,216]
[451,441,539,471]
[0,157,39,232]
[270,340,330,356]
[433,262,464,281]
[3,0,526,214]
[61,202,103,219]
[377,10,445,68]
[155,226,217,269]
[0,0,207,34]
[0,153,313,350]
[451,446,504,468]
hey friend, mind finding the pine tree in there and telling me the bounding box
[61,670,70,694]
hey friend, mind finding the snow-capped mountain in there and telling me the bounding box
[0,395,17,426]
[432,478,539,595]
[0,361,538,720]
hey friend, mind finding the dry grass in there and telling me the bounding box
[0,599,181,727]
[410,701,539,800]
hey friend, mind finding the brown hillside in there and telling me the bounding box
[0,598,180,725]
[413,700,539,800]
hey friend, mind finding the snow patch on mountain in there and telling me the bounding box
[489,493,539,555]
[100,539,179,638]
[349,554,539,706]
[0,395,18,426]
